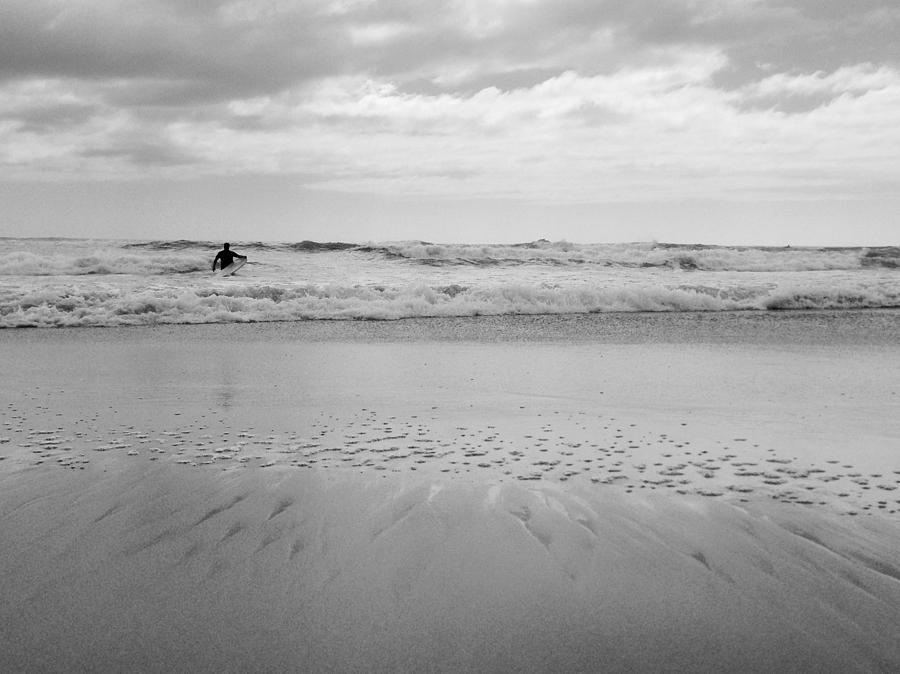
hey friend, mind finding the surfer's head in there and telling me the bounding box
[223,243,230,250]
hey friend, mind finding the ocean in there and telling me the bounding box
[1,237,898,328]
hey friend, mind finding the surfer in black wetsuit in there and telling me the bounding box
[212,243,247,272]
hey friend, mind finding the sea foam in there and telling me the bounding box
[1,238,898,327]
[4,250,207,276]
[360,241,900,271]
[3,279,898,328]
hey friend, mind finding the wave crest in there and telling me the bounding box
[3,280,898,328]
[2,251,208,276]
[363,241,900,271]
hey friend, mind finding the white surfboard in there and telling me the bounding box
[216,258,246,277]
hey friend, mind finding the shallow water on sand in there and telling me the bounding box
[3,312,899,516]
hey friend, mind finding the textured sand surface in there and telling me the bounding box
[2,314,899,672]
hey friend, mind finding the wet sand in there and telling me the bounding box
[2,312,899,672]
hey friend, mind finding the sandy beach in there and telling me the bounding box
[5,0,900,669]
[2,311,899,672]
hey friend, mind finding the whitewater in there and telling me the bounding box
[1,237,898,328]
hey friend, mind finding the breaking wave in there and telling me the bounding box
[2,237,897,328]
[3,250,208,276]
[123,239,359,253]
[3,281,898,328]
[6,239,899,277]
[361,241,900,271]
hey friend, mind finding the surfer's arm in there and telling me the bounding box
[212,253,221,270]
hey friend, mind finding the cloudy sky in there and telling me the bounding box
[2,0,899,244]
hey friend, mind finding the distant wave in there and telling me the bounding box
[122,239,220,251]
[2,251,208,276]
[12,238,900,273]
[361,241,900,272]
[3,280,898,328]
[861,247,900,269]
[124,239,358,253]
[6,240,358,276]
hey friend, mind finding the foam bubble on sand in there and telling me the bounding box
[10,394,895,516]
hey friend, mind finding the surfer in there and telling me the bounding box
[212,243,247,272]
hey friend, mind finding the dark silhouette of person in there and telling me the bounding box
[212,243,247,272]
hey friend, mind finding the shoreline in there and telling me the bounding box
[3,310,899,513]
[2,307,899,345]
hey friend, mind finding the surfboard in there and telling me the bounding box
[216,258,246,277]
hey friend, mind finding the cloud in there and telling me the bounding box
[4,0,893,98]
[3,1,897,100]
[743,64,898,98]
[81,142,199,168]
[0,1,343,100]
[1,0,899,203]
